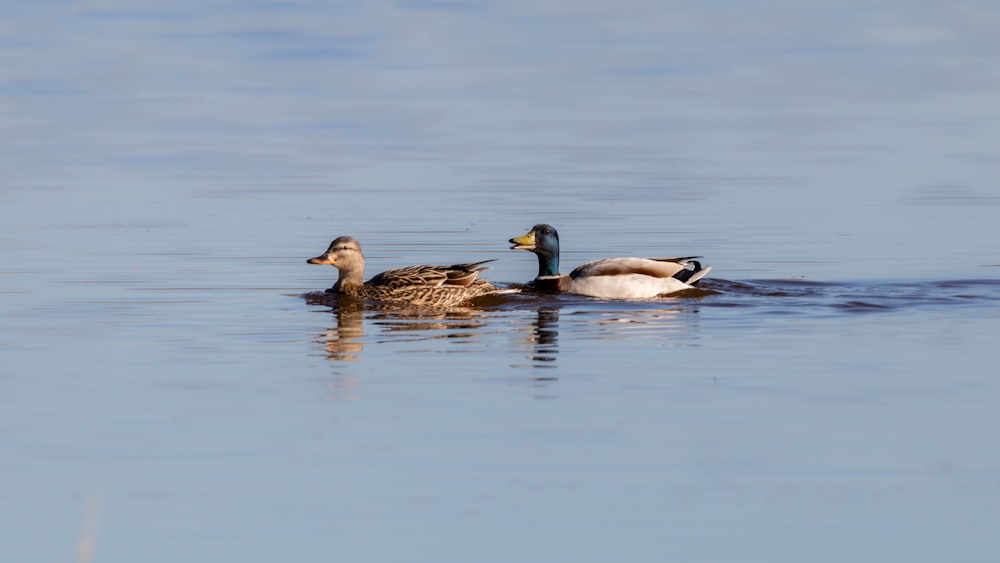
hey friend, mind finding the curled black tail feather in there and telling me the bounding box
[672,261,704,284]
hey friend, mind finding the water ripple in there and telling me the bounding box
[701,278,1000,315]
[303,277,1000,364]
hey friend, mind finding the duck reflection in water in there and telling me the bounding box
[305,293,365,361]
[368,309,487,343]
[529,308,559,370]
[304,291,495,357]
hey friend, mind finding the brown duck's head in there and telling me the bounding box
[307,236,366,283]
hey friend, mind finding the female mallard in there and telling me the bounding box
[307,236,500,307]
[509,224,711,299]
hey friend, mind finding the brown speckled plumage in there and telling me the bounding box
[307,236,500,307]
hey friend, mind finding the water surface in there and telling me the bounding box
[3,1,1000,562]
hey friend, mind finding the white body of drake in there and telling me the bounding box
[567,258,709,298]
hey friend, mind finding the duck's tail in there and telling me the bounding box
[673,261,712,285]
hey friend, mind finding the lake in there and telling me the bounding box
[2,1,1000,562]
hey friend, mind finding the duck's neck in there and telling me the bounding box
[535,253,560,278]
[336,266,365,290]
[530,275,569,293]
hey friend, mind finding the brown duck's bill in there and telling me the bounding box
[509,231,536,250]
[307,255,333,265]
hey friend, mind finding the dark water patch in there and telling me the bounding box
[702,278,1000,317]
[833,300,893,312]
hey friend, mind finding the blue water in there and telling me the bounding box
[3,2,1000,562]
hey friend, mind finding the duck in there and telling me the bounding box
[509,224,711,299]
[307,236,501,307]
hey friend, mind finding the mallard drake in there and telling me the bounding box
[509,224,711,299]
[307,236,501,307]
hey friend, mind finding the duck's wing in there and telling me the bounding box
[367,265,450,289]
[368,260,495,289]
[365,274,501,307]
[440,260,495,287]
[569,257,696,280]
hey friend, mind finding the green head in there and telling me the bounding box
[509,224,561,277]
